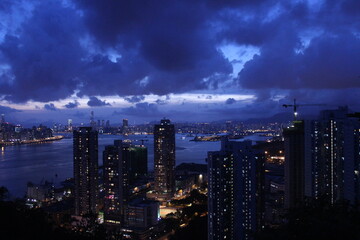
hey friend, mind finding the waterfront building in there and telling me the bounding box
[154,119,175,201]
[67,119,73,132]
[53,123,58,133]
[73,127,98,216]
[208,138,263,240]
[27,181,53,203]
[122,119,129,134]
[90,111,96,129]
[14,124,22,133]
[123,119,128,128]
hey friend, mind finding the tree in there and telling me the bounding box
[256,200,360,240]
[169,216,207,240]
[0,186,9,201]
[0,199,105,240]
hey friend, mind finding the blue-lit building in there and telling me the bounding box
[208,138,263,240]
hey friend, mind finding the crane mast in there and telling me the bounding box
[282,99,325,120]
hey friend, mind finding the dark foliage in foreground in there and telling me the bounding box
[0,195,105,240]
[169,216,207,240]
[256,199,360,240]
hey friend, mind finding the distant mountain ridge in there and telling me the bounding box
[213,112,319,124]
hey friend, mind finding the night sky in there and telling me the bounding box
[0,0,359,125]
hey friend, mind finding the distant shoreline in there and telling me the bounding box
[0,135,64,146]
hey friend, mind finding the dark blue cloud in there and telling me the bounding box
[68,0,233,96]
[239,33,360,90]
[0,1,85,103]
[87,96,111,107]
[341,0,360,16]
[124,95,145,103]
[215,1,360,93]
[64,100,80,109]
[225,98,236,105]
[114,102,159,117]
[155,99,167,105]
[44,103,58,111]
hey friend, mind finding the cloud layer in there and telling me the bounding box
[0,0,359,119]
[0,105,21,114]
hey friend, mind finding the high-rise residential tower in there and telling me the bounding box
[284,107,360,207]
[103,140,129,225]
[154,119,175,201]
[103,140,148,225]
[304,107,360,204]
[122,119,129,134]
[73,127,99,216]
[208,139,263,240]
[123,119,128,128]
[90,111,96,129]
[284,121,305,209]
[128,144,148,184]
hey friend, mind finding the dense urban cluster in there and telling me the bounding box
[2,106,360,240]
[0,114,54,144]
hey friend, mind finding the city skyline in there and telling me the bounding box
[2,1,360,238]
[0,0,359,124]
[2,106,360,239]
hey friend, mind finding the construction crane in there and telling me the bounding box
[347,112,360,121]
[282,99,325,120]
